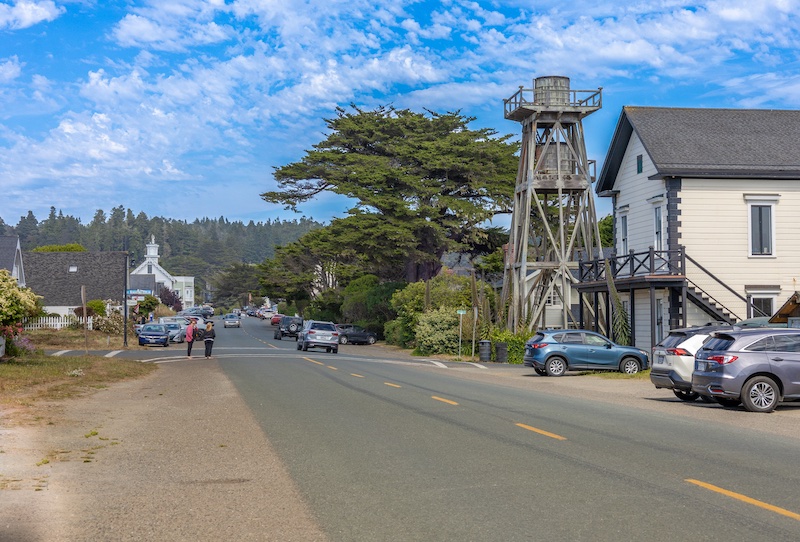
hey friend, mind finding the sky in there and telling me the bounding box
[1,0,800,229]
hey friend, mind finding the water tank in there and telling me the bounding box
[534,76,571,106]
[535,143,576,174]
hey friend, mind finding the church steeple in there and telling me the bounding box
[145,235,160,264]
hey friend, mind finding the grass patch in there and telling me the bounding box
[24,327,143,350]
[589,368,652,380]
[0,352,157,406]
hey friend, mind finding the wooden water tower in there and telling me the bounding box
[502,76,603,331]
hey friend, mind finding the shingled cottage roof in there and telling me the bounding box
[597,106,800,194]
[24,251,128,307]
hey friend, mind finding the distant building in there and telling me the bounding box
[130,236,195,308]
[0,235,25,286]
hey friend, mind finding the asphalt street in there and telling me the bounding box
[5,316,800,541]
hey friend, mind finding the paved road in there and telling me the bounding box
[6,316,800,540]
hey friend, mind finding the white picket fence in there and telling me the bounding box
[23,316,94,331]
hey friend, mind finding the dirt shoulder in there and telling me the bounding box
[0,359,328,542]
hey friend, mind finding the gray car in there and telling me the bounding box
[297,320,339,354]
[692,328,800,412]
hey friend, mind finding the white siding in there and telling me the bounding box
[678,178,800,320]
[612,133,665,255]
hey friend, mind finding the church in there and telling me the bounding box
[130,236,196,309]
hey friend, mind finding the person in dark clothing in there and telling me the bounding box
[203,321,216,358]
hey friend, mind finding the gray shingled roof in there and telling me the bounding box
[24,251,128,307]
[597,106,800,193]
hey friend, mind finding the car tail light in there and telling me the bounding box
[707,354,738,364]
[530,343,548,349]
[666,348,690,356]
[308,330,315,334]
[332,332,338,336]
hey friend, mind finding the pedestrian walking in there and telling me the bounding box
[186,319,197,358]
[204,321,216,358]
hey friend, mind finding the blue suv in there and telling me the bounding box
[523,329,649,376]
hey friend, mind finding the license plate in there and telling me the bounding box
[319,335,331,340]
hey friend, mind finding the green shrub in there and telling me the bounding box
[414,308,461,355]
[488,328,535,364]
[87,299,107,317]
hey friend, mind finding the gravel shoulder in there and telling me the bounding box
[0,358,328,542]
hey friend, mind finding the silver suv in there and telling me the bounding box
[651,325,731,402]
[297,320,339,354]
[692,328,800,412]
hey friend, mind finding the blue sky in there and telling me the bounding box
[1,0,800,228]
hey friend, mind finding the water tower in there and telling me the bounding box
[501,76,603,331]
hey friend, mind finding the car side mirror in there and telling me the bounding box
[606,343,613,349]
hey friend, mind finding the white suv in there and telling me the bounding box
[651,325,731,402]
[297,320,339,354]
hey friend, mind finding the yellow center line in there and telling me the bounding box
[351,373,365,378]
[432,396,459,405]
[686,479,800,521]
[384,382,401,388]
[327,366,338,370]
[515,423,567,441]
[303,357,324,365]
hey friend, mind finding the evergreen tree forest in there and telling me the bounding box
[1,206,321,295]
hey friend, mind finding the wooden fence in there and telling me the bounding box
[23,316,94,331]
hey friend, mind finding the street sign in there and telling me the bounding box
[457,309,467,315]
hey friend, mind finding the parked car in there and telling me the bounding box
[650,325,731,401]
[164,322,186,343]
[270,313,284,326]
[274,316,303,340]
[692,328,800,412]
[523,329,649,376]
[335,324,377,345]
[138,323,170,347]
[297,320,339,353]
[733,316,787,329]
[223,313,241,328]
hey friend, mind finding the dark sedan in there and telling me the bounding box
[138,324,170,347]
[335,324,377,345]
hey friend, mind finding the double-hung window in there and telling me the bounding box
[745,194,779,257]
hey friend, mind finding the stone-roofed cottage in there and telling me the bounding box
[0,235,25,286]
[24,251,128,316]
[580,106,800,348]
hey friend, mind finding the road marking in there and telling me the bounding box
[53,350,71,356]
[351,373,365,378]
[432,396,458,405]
[384,382,402,388]
[304,357,324,365]
[104,350,123,358]
[428,360,448,368]
[327,366,338,370]
[515,423,567,441]
[686,479,800,521]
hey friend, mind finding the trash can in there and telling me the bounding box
[478,340,491,362]
[495,342,508,363]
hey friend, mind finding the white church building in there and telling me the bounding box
[130,236,196,309]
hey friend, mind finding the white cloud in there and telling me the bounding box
[0,0,63,30]
[0,55,22,82]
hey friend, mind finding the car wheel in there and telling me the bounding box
[534,367,547,376]
[367,336,376,345]
[326,347,331,353]
[545,357,567,377]
[276,331,282,340]
[620,357,641,375]
[741,376,780,413]
[340,335,349,345]
[302,341,308,351]
[332,348,338,354]
[296,341,302,350]
[289,323,299,333]
[713,397,741,408]
[672,389,700,402]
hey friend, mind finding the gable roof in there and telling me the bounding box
[24,251,128,307]
[0,236,24,285]
[597,106,800,194]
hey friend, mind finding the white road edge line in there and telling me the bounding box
[428,360,448,368]
[104,350,123,358]
[53,350,71,356]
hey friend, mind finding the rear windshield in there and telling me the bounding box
[142,325,164,332]
[529,333,546,343]
[656,333,687,348]
[311,323,336,331]
[700,334,736,352]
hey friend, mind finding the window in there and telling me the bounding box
[636,154,643,174]
[619,215,628,254]
[654,206,664,251]
[751,297,774,318]
[584,333,608,346]
[147,264,153,274]
[745,194,778,257]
